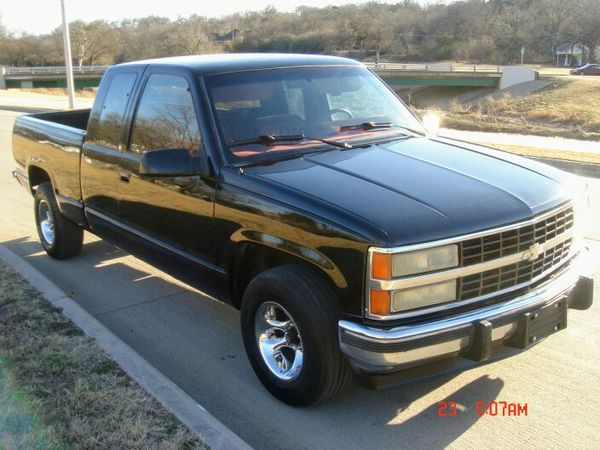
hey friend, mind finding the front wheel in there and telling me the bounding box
[241,265,353,406]
[34,182,83,259]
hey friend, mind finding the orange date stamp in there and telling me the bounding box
[438,400,528,417]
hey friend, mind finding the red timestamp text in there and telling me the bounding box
[438,400,528,417]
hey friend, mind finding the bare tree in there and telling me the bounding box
[165,16,221,55]
[493,4,529,64]
[578,0,600,62]
[70,21,118,66]
[533,0,579,65]
[0,0,598,67]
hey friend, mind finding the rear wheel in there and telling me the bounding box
[34,182,83,259]
[241,265,353,406]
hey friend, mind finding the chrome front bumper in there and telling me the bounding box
[339,250,595,373]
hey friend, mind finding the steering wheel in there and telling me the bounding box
[329,108,354,120]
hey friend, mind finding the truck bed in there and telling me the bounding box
[29,109,91,130]
[12,109,90,204]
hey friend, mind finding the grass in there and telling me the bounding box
[437,79,600,141]
[0,260,207,449]
[0,360,60,449]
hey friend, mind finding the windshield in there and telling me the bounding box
[204,65,425,160]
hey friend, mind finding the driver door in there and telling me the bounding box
[117,71,216,265]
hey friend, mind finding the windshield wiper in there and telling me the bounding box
[339,122,425,136]
[228,134,355,149]
[339,121,393,131]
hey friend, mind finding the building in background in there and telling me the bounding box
[556,43,589,67]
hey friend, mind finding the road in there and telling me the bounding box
[1,110,599,449]
[0,90,94,110]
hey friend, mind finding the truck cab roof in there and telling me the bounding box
[118,53,362,76]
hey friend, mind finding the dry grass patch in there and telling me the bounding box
[439,79,600,141]
[524,110,564,121]
[0,260,207,449]
[481,94,514,114]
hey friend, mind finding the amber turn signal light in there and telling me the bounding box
[369,289,390,316]
[371,253,391,279]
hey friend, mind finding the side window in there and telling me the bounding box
[130,75,201,156]
[94,73,137,150]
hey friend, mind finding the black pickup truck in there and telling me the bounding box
[12,54,594,406]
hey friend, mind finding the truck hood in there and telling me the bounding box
[244,136,581,246]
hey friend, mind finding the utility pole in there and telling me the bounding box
[60,0,75,109]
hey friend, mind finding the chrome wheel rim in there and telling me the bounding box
[38,200,55,245]
[255,301,303,381]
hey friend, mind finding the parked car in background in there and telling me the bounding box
[570,63,600,75]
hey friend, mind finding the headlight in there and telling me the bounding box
[391,280,456,312]
[392,244,458,277]
[368,244,459,317]
[371,244,458,279]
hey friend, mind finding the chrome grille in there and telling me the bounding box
[365,202,579,321]
[461,207,574,266]
[459,232,573,300]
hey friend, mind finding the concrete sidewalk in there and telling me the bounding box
[440,128,600,154]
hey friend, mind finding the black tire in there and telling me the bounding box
[34,182,83,259]
[241,264,353,406]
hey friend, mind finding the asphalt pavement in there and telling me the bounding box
[1,110,599,449]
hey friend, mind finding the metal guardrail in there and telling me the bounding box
[3,65,110,76]
[365,63,502,73]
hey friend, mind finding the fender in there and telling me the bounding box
[231,229,348,289]
[27,162,87,228]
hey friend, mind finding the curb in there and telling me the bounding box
[0,245,252,450]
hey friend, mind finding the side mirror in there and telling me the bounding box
[139,148,202,176]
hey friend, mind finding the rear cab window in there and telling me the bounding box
[90,73,137,150]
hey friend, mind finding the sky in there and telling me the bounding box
[0,0,442,35]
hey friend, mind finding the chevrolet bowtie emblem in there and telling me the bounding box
[524,243,544,262]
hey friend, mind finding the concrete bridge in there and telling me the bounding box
[0,63,532,90]
[0,65,108,89]
[365,63,504,87]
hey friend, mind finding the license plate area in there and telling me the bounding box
[505,296,568,349]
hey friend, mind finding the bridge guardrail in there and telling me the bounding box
[4,65,110,76]
[365,63,502,73]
